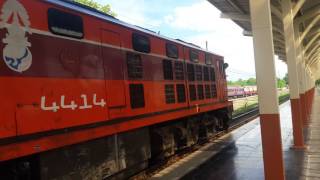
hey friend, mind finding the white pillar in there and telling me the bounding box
[281,0,304,148]
[249,0,285,179]
[250,1,279,114]
[305,66,308,91]
[282,0,300,99]
[294,24,306,95]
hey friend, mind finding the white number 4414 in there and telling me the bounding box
[41,94,106,112]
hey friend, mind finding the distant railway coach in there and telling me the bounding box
[244,86,257,96]
[228,86,245,98]
[228,86,257,98]
[0,0,232,179]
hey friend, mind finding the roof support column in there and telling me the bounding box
[300,62,308,125]
[306,71,308,87]
[306,71,312,120]
[282,0,304,148]
[302,64,309,126]
[295,24,308,126]
[249,1,285,179]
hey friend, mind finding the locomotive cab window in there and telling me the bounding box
[211,84,217,98]
[176,84,186,103]
[166,43,179,59]
[165,84,175,104]
[203,66,209,81]
[48,8,84,39]
[127,53,143,79]
[190,50,199,62]
[189,85,197,101]
[129,84,145,109]
[132,33,151,53]
[205,54,212,65]
[174,61,184,80]
[195,65,203,81]
[205,85,211,99]
[163,59,173,80]
[187,63,195,81]
[220,61,226,77]
[197,85,204,100]
[210,67,216,82]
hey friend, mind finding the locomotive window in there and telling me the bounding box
[190,50,199,62]
[48,8,84,39]
[127,53,143,79]
[205,54,212,65]
[132,33,151,53]
[197,84,204,100]
[219,62,224,74]
[205,85,211,99]
[220,62,226,77]
[189,85,197,101]
[163,59,173,80]
[176,84,186,103]
[129,84,145,109]
[211,84,217,98]
[165,84,175,104]
[166,43,179,59]
[174,61,184,80]
[203,67,209,81]
[187,64,195,81]
[210,67,216,82]
[195,65,203,81]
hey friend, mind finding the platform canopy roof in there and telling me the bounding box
[208,0,320,77]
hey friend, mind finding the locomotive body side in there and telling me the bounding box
[0,0,232,178]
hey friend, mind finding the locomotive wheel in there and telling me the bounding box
[0,156,39,180]
[214,117,224,131]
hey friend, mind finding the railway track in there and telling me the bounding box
[129,96,291,180]
[128,108,260,180]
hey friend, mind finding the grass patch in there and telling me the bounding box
[232,92,289,117]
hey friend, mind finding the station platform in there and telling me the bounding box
[151,88,320,180]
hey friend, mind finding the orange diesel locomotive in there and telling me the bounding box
[0,0,232,179]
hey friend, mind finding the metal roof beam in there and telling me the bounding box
[225,0,245,14]
[274,44,285,50]
[220,13,250,21]
[292,0,307,17]
[270,4,283,19]
[306,42,320,59]
[307,49,320,64]
[299,15,320,44]
[305,32,320,52]
[308,52,320,65]
[310,57,320,66]
[272,26,284,36]
[295,4,320,24]
[273,32,285,41]
[305,27,320,40]
[278,56,286,61]
[243,30,252,36]
[273,38,285,46]
[242,27,284,37]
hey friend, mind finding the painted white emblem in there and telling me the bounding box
[0,0,32,73]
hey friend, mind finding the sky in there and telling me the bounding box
[96,0,288,81]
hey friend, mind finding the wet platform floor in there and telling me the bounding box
[151,90,320,180]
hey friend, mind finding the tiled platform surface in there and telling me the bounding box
[151,89,320,180]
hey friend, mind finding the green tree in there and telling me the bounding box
[283,73,289,85]
[228,78,256,86]
[246,78,256,85]
[316,79,320,86]
[277,78,286,88]
[74,0,116,17]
